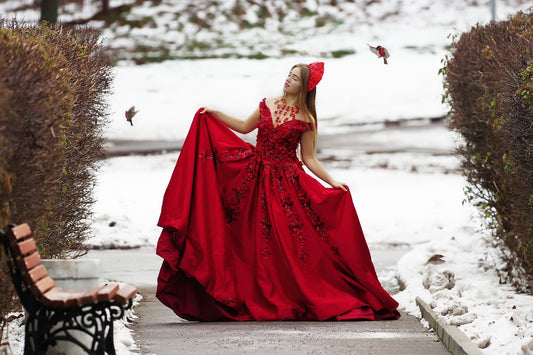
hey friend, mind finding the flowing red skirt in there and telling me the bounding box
[156,109,400,321]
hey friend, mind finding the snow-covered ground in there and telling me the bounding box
[2,0,533,354]
[105,55,447,141]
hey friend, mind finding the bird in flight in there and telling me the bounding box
[367,44,390,64]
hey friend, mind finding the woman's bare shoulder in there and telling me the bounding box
[264,97,281,106]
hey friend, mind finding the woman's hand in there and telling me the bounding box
[329,180,347,192]
[200,107,210,114]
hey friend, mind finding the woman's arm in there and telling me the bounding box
[300,130,347,191]
[200,107,260,134]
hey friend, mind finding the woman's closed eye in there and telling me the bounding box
[288,74,300,81]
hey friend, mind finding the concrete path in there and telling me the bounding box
[85,246,449,355]
[105,120,451,158]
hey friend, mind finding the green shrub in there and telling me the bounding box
[442,12,533,290]
[0,20,112,338]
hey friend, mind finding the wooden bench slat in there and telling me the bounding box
[9,223,32,242]
[23,264,49,285]
[41,287,81,308]
[14,238,37,256]
[113,284,137,305]
[31,276,56,298]
[6,223,137,308]
[19,251,41,272]
[41,286,106,308]
[97,283,120,302]
[78,286,105,305]
[39,287,65,308]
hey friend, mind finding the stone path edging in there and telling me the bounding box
[416,297,484,355]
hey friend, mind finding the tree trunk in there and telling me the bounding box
[102,0,110,14]
[41,0,59,24]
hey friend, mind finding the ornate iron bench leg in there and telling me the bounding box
[104,310,116,355]
[23,303,122,354]
[24,308,52,355]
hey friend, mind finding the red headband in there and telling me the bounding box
[307,62,324,92]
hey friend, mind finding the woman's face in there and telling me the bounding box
[284,67,302,95]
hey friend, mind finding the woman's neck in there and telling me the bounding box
[283,94,299,106]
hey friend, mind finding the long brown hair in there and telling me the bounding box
[287,63,318,149]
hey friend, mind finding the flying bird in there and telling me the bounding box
[125,106,139,126]
[367,43,390,64]
[425,254,445,265]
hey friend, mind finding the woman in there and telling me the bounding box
[156,62,400,321]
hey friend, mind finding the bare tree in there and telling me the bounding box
[102,0,110,14]
[41,0,59,24]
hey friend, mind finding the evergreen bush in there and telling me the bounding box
[442,12,533,290]
[0,21,112,338]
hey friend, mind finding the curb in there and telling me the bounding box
[416,297,484,355]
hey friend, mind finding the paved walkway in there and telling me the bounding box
[85,246,449,355]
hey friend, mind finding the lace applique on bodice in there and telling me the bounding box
[256,99,311,166]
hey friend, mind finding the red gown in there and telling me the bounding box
[156,99,400,321]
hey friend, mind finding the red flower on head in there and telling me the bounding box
[307,62,324,92]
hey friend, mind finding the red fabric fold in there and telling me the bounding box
[156,104,400,321]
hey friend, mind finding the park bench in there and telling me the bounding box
[1,223,137,355]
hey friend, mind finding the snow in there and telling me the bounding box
[0,313,24,355]
[104,54,448,141]
[1,0,533,354]
[395,232,533,353]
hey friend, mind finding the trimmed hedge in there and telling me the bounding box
[0,21,112,336]
[443,12,533,290]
